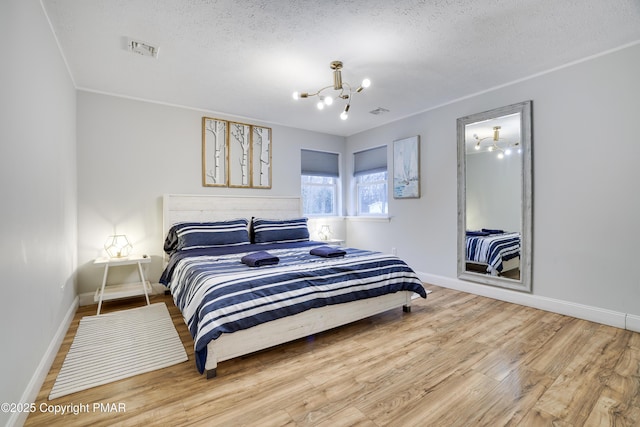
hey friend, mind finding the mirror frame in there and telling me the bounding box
[457,100,533,292]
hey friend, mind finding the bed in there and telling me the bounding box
[465,229,520,276]
[161,194,427,378]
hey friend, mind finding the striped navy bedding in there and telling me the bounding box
[466,232,520,275]
[161,243,426,373]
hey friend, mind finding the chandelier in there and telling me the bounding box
[292,60,371,120]
[473,126,520,159]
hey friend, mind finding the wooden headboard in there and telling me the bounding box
[162,194,302,238]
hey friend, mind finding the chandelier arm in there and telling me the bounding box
[475,136,493,144]
[339,82,353,100]
[309,85,335,97]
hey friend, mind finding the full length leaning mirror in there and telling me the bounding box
[457,101,532,292]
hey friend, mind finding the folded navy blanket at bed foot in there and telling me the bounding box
[481,228,504,234]
[241,251,280,267]
[310,245,347,258]
[466,230,491,236]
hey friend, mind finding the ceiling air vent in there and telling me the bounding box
[369,107,390,115]
[128,39,159,58]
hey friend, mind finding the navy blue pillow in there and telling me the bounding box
[166,219,250,252]
[252,217,310,244]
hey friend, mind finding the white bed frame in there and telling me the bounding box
[466,256,520,277]
[163,194,414,378]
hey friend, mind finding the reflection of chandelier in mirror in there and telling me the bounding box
[473,126,521,159]
[292,60,370,121]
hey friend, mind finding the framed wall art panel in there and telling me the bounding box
[251,125,272,189]
[228,121,252,188]
[393,135,420,199]
[202,117,228,187]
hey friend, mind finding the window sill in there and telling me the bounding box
[345,216,391,223]
[305,215,346,220]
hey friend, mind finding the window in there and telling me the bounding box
[301,149,339,216]
[356,171,388,215]
[354,146,388,215]
[301,175,337,215]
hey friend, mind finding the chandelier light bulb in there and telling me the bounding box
[361,78,371,88]
[316,101,325,110]
[505,148,512,155]
[324,96,333,106]
[497,152,504,159]
[292,91,300,100]
[340,104,350,120]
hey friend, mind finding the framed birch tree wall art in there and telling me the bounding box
[202,117,272,189]
[228,121,252,187]
[251,125,272,188]
[202,117,228,187]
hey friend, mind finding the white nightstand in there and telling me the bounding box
[94,254,151,314]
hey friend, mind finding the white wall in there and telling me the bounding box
[0,1,78,425]
[346,43,640,318]
[76,92,346,294]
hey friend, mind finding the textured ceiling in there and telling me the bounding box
[42,0,640,136]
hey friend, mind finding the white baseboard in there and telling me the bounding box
[418,272,629,330]
[9,296,79,427]
[626,314,640,333]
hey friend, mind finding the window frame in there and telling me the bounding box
[353,145,388,217]
[301,174,340,217]
[355,170,388,216]
[300,149,341,217]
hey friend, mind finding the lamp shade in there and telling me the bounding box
[104,234,132,258]
[318,225,331,241]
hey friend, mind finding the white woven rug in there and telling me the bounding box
[49,302,188,400]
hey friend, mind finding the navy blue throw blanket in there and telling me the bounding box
[482,228,504,234]
[466,230,491,237]
[241,251,280,267]
[310,245,347,258]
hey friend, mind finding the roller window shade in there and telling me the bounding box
[354,145,387,176]
[301,149,339,178]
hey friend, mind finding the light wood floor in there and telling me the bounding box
[27,285,640,426]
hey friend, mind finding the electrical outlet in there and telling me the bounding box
[391,247,397,255]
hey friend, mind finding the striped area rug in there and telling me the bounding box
[49,303,188,400]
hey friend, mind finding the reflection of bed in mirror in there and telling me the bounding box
[465,230,520,279]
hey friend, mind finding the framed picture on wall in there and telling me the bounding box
[228,121,252,188]
[202,117,228,187]
[393,135,420,198]
[202,117,272,189]
[251,125,272,189]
